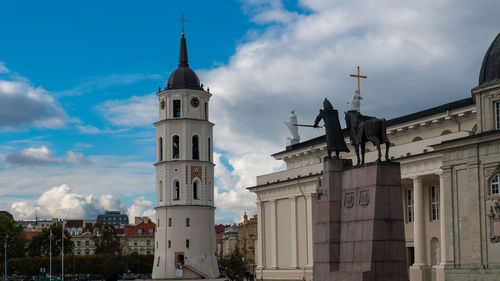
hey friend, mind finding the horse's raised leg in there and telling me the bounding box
[385,142,390,162]
[361,142,366,165]
[354,145,360,165]
[376,143,382,162]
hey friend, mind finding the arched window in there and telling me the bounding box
[412,136,423,142]
[168,240,171,248]
[186,218,190,227]
[159,137,163,161]
[192,135,199,160]
[173,180,180,200]
[208,137,211,162]
[168,218,172,227]
[159,181,163,202]
[186,239,190,248]
[491,174,499,195]
[173,99,181,118]
[193,181,199,200]
[172,135,179,159]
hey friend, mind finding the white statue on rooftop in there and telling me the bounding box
[285,110,300,146]
[347,90,363,112]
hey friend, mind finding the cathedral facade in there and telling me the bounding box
[152,32,219,279]
[249,32,500,281]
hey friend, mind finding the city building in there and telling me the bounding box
[124,217,156,255]
[222,225,239,257]
[215,224,229,258]
[152,30,219,279]
[96,211,128,226]
[238,213,257,265]
[249,32,500,281]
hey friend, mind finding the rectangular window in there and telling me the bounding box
[77,241,81,246]
[173,100,181,118]
[431,186,439,221]
[146,240,151,246]
[134,240,138,246]
[85,241,89,246]
[496,101,500,130]
[407,189,414,223]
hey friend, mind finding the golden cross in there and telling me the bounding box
[177,13,189,36]
[350,66,367,92]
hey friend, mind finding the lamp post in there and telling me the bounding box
[4,234,7,281]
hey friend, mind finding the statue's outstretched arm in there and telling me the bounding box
[313,112,322,127]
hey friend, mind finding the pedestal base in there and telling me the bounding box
[314,160,408,281]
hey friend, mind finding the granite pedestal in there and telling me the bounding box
[314,158,408,281]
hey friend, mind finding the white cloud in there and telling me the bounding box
[0,62,9,74]
[11,184,112,219]
[6,146,89,166]
[9,184,152,221]
[96,94,157,127]
[0,69,67,129]
[127,196,155,222]
[77,124,128,134]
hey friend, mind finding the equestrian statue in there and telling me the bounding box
[345,110,390,165]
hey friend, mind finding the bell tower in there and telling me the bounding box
[152,31,219,279]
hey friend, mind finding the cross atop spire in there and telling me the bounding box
[177,13,189,36]
[350,66,367,93]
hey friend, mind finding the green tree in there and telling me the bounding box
[28,224,73,257]
[0,214,25,261]
[93,223,123,255]
[219,247,250,281]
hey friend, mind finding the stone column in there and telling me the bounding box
[306,194,314,267]
[410,176,428,281]
[256,201,264,269]
[270,199,277,269]
[290,196,298,268]
[438,173,446,266]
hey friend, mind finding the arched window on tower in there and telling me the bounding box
[173,180,180,200]
[208,137,211,162]
[193,181,199,200]
[159,137,163,161]
[159,181,163,202]
[192,135,199,160]
[173,100,181,118]
[172,135,180,159]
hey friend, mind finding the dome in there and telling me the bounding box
[166,34,203,90]
[479,32,500,86]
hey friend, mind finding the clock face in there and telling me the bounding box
[160,100,165,110]
[191,97,200,108]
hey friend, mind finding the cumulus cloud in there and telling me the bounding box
[6,146,89,166]
[10,185,120,219]
[96,94,157,127]
[0,65,67,129]
[127,196,155,222]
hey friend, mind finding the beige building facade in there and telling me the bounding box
[249,33,500,281]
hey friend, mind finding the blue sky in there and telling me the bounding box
[1,0,500,224]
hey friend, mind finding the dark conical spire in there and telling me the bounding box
[179,33,189,67]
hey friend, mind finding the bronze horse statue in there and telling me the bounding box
[345,110,390,165]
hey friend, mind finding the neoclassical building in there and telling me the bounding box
[249,32,500,281]
[152,31,219,279]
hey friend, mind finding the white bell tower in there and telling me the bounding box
[152,31,219,279]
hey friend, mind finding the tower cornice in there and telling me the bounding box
[154,118,214,126]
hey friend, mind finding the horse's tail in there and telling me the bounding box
[381,118,390,144]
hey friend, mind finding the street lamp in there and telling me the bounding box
[4,234,7,281]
